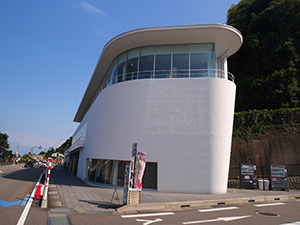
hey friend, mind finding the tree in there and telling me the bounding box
[227,0,300,111]
[0,132,10,158]
[56,137,72,155]
[44,147,55,159]
[22,154,31,160]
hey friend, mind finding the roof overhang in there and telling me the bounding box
[74,24,243,122]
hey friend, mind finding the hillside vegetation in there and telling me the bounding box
[227,0,300,179]
[227,0,300,112]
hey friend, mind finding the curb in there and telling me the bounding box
[116,194,300,214]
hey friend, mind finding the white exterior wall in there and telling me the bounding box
[76,78,236,194]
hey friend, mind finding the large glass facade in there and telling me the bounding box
[111,44,215,84]
[88,43,233,118]
[87,158,158,189]
[173,45,189,78]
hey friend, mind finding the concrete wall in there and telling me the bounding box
[76,78,236,194]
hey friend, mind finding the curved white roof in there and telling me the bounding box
[74,24,243,122]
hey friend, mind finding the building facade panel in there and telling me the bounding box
[75,78,235,193]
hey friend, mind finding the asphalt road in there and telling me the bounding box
[0,166,47,225]
[68,200,300,225]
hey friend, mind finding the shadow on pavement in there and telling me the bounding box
[78,199,121,209]
[0,167,45,182]
[50,165,88,187]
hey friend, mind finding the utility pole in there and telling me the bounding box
[16,145,19,158]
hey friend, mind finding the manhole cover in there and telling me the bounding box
[256,212,280,217]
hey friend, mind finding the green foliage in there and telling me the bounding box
[2,150,13,159]
[0,132,11,159]
[233,107,300,140]
[227,0,300,111]
[22,154,30,159]
[56,137,72,154]
[45,147,55,159]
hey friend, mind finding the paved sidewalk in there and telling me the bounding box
[50,165,300,214]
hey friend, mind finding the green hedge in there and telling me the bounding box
[233,108,300,140]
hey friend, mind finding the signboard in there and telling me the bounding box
[132,143,137,158]
[123,161,131,204]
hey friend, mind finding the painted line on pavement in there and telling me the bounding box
[16,171,44,225]
[183,215,252,224]
[254,202,285,207]
[0,172,14,177]
[121,212,175,218]
[21,194,30,206]
[0,200,21,207]
[280,222,300,225]
[199,206,239,212]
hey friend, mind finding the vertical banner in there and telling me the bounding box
[130,143,137,188]
[134,151,147,191]
[123,161,131,204]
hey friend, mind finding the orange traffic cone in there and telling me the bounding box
[35,182,42,199]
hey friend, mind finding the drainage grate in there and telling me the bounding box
[256,212,280,217]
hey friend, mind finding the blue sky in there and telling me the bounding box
[0,0,239,156]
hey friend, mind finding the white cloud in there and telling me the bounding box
[80,1,106,16]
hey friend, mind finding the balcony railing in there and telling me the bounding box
[86,69,235,118]
[111,69,235,84]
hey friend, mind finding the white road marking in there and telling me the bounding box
[280,222,300,225]
[0,172,14,177]
[199,206,239,212]
[16,172,44,225]
[121,212,175,218]
[254,202,286,207]
[183,215,252,224]
[136,218,163,225]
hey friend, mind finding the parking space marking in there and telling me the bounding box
[280,222,300,225]
[199,206,239,212]
[121,212,175,218]
[254,202,285,207]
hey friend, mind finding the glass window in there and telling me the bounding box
[117,53,126,82]
[173,45,189,78]
[110,59,118,84]
[139,46,154,79]
[155,45,171,78]
[190,44,215,77]
[126,48,139,80]
[86,158,158,189]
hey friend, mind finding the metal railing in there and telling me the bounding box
[111,69,235,84]
[83,69,235,119]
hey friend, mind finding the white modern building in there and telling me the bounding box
[67,24,243,194]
